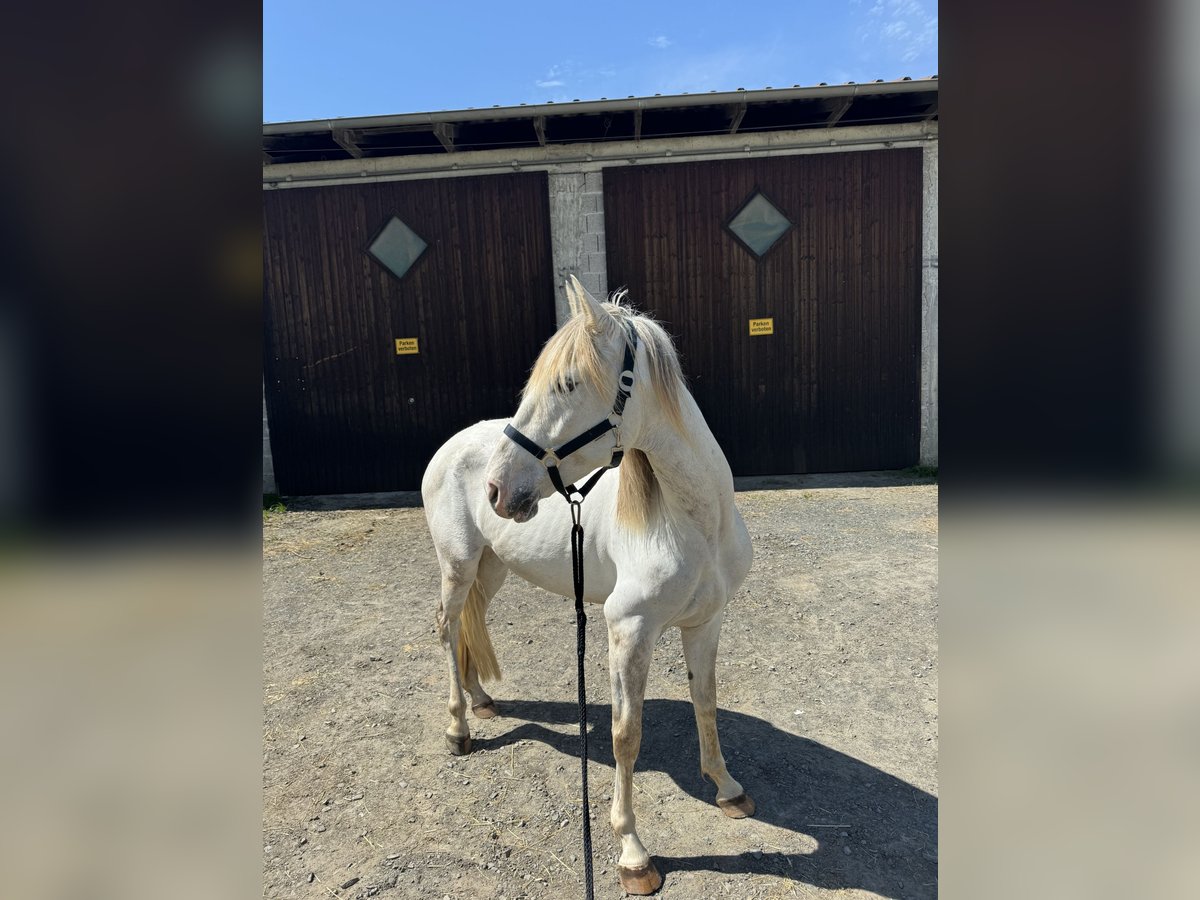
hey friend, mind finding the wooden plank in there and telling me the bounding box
[727,103,747,134]
[602,149,921,475]
[533,116,547,146]
[263,172,557,493]
[825,96,854,127]
[332,129,364,158]
[433,123,457,153]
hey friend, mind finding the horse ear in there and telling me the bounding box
[565,276,584,319]
[568,275,610,329]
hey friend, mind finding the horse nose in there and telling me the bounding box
[486,480,500,509]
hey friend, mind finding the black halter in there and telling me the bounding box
[502,323,638,502]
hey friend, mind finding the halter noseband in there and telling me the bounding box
[503,323,639,502]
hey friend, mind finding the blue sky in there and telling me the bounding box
[264,0,937,123]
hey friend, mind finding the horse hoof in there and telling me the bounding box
[445,734,473,756]
[717,793,756,819]
[617,861,663,895]
[472,700,498,719]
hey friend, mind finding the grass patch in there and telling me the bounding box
[263,494,286,519]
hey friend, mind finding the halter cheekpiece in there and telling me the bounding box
[503,322,639,502]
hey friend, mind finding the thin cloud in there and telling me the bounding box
[857,0,938,69]
[901,16,937,62]
[649,42,782,95]
[648,35,672,49]
[535,65,566,89]
[524,60,625,104]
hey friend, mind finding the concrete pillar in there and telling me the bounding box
[263,386,277,495]
[920,141,939,467]
[547,170,608,326]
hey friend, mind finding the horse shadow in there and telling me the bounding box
[474,698,937,900]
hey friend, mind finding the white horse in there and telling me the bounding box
[421,276,755,894]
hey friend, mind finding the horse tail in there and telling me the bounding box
[457,578,501,683]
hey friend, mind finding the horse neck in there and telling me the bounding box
[634,388,732,532]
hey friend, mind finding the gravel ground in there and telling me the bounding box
[263,474,938,900]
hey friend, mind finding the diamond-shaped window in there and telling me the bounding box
[726,192,792,257]
[367,216,427,280]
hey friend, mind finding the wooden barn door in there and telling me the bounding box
[263,172,556,495]
[603,149,921,475]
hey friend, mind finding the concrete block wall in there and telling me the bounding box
[920,143,938,467]
[548,171,608,325]
[263,387,277,495]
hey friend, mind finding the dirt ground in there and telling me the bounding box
[263,474,938,900]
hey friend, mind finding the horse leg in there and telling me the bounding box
[605,608,663,895]
[463,548,507,719]
[436,558,479,755]
[463,669,497,717]
[681,614,755,818]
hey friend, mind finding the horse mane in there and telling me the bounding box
[523,290,688,530]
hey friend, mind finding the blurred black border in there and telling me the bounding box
[0,3,263,534]
[944,1,1163,488]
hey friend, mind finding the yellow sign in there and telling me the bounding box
[749,317,774,336]
[395,337,419,355]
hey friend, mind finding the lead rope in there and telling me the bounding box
[503,323,638,900]
[569,498,595,900]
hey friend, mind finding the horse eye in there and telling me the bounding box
[560,377,577,394]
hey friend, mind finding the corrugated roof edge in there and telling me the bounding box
[263,76,938,135]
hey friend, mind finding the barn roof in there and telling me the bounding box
[263,76,937,166]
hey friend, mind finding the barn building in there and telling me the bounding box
[262,78,938,496]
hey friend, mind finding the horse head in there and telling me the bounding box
[484,276,639,521]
